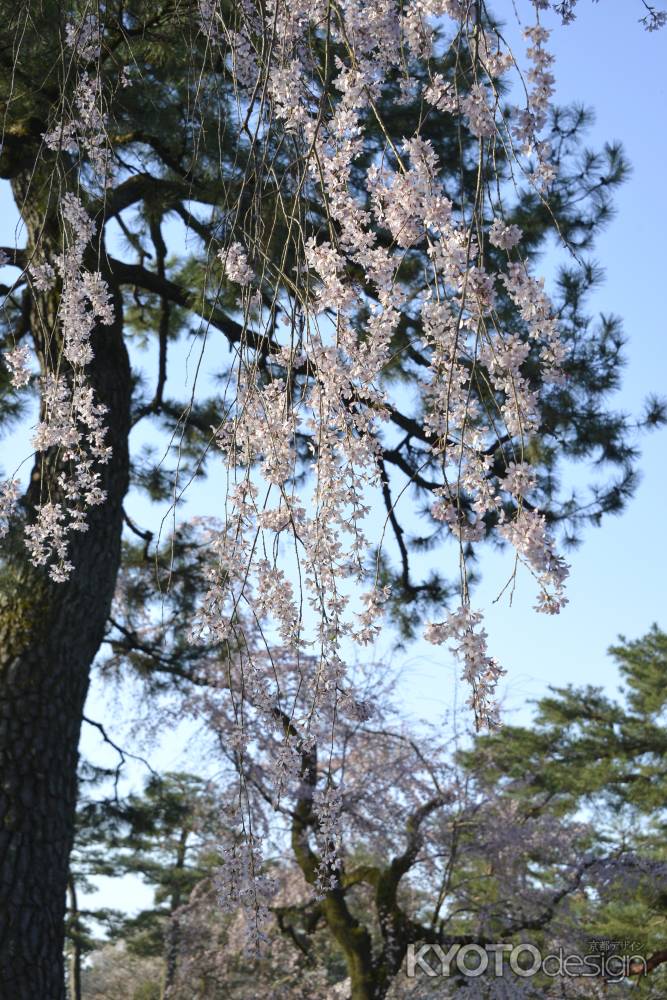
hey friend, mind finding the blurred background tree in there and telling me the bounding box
[68,626,667,998]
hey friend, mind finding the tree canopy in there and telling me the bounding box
[0,1,664,996]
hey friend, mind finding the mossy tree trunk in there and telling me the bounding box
[0,170,131,997]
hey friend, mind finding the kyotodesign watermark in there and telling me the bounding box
[405,942,648,984]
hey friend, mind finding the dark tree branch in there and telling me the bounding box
[378,458,411,589]
[0,246,27,269]
[82,715,158,799]
[92,175,200,222]
[122,509,154,556]
[133,216,170,424]
[107,255,276,356]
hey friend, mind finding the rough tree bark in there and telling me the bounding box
[0,170,131,998]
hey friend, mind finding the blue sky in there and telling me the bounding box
[456,2,667,719]
[0,0,665,914]
[395,1,667,725]
[284,2,667,726]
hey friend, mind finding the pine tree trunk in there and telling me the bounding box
[67,877,83,1000]
[0,180,131,996]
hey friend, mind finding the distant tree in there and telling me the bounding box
[89,605,667,998]
[80,941,164,1000]
[67,770,223,997]
[472,625,667,991]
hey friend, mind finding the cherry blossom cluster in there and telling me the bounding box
[23,196,114,582]
[215,834,278,954]
[181,0,580,911]
[424,607,506,726]
[0,14,117,581]
[218,243,254,286]
[500,508,569,613]
[26,375,111,582]
[44,14,111,182]
[10,0,586,933]
[0,479,19,540]
[64,12,102,61]
[312,784,344,897]
[4,344,31,389]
